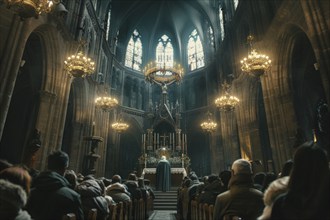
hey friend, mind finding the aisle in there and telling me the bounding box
[148,210,177,220]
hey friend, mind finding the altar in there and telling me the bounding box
[141,167,187,188]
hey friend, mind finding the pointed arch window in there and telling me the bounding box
[106,9,111,41]
[219,5,225,41]
[187,29,205,71]
[233,0,239,10]
[125,30,143,71]
[156,35,173,68]
[208,26,215,47]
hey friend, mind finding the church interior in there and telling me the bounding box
[0,0,329,188]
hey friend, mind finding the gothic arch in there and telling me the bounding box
[118,116,143,177]
[277,25,327,143]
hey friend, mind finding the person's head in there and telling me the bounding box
[279,159,293,178]
[101,177,112,187]
[189,173,198,181]
[254,172,266,185]
[144,179,150,186]
[138,178,145,188]
[128,173,137,181]
[231,159,253,176]
[64,169,77,190]
[112,174,122,183]
[219,170,231,189]
[47,151,69,176]
[289,142,329,194]
[0,166,31,194]
[161,156,166,160]
[207,174,219,183]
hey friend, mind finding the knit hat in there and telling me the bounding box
[231,159,252,175]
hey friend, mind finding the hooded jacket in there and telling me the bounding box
[25,171,84,220]
[76,179,109,220]
[106,182,131,203]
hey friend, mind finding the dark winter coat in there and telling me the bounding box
[213,174,264,220]
[26,171,84,220]
[106,182,131,203]
[76,179,109,220]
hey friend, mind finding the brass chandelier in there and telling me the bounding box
[240,35,271,76]
[95,96,118,112]
[144,62,184,85]
[111,116,129,133]
[200,112,217,133]
[4,0,59,18]
[64,41,95,78]
[215,81,239,111]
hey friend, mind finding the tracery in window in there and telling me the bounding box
[219,5,225,41]
[187,29,205,71]
[156,35,173,68]
[125,29,143,71]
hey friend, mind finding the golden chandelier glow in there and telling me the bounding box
[95,96,118,111]
[143,62,184,85]
[64,49,95,78]
[240,35,271,76]
[200,112,217,133]
[4,0,59,18]
[112,117,129,133]
[215,82,240,111]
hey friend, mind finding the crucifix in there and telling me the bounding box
[160,133,169,147]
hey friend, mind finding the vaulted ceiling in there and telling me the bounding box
[107,0,217,62]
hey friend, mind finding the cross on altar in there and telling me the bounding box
[160,133,169,146]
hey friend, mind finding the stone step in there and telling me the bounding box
[153,191,178,211]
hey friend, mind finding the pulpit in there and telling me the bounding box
[142,167,187,188]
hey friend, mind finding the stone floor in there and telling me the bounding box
[148,210,177,220]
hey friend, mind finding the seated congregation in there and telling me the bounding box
[0,151,154,220]
[0,141,329,220]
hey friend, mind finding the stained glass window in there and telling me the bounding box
[125,30,143,71]
[219,5,225,41]
[187,29,205,71]
[156,35,173,68]
[233,0,239,10]
[106,10,111,41]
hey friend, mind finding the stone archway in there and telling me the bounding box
[0,33,43,165]
[288,30,327,147]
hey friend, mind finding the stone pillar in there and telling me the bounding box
[0,15,29,139]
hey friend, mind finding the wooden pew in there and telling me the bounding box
[62,213,76,220]
[190,200,198,220]
[87,208,97,220]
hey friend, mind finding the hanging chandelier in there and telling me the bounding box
[4,0,59,18]
[112,117,129,133]
[215,81,240,111]
[95,96,118,112]
[144,61,184,85]
[64,41,95,78]
[200,112,217,133]
[240,35,271,76]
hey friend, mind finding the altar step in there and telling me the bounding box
[153,190,178,210]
